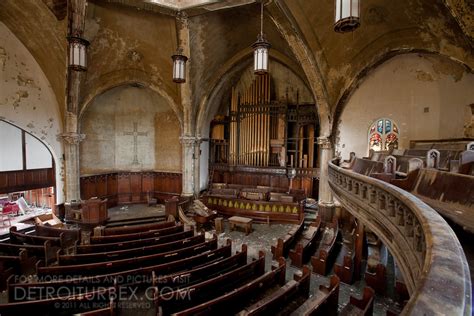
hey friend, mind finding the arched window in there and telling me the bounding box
[368,118,399,151]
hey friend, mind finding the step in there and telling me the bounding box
[105,216,166,227]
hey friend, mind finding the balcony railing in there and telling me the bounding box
[328,158,471,315]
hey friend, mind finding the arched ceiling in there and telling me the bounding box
[0,0,472,135]
[0,0,67,116]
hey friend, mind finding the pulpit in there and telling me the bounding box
[81,198,108,225]
[66,198,108,226]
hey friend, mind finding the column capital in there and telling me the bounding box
[317,137,332,149]
[180,135,205,145]
[58,132,85,145]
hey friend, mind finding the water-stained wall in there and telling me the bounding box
[337,54,474,159]
[80,85,181,175]
[0,22,64,203]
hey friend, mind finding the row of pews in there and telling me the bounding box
[343,145,474,233]
[270,210,410,314]
[1,218,377,316]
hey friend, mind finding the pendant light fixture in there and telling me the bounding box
[172,11,188,84]
[172,48,188,83]
[334,0,360,33]
[252,1,270,75]
[67,36,89,71]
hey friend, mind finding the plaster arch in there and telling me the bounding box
[267,0,331,138]
[80,83,183,174]
[79,68,182,128]
[335,52,474,159]
[0,118,62,203]
[195,47,313,138]
[332,49,473,140]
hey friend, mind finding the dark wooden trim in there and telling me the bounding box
[80,171,182,207]
[0,168,55,195]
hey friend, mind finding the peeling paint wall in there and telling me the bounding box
[337,54,474,159]
[0,22,64,203]
[80,85,181,175]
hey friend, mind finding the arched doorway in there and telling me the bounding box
[0,120,56,211]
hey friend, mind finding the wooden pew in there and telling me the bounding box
[90,223,183,244]
[0,286,114,316]
[103,220,172,236]
[334,230,355,284]
[311,219,339,275]
[351,158,384,175]
[290,275,340,316]
[237,266,311,315]
[154,251,266,315]
[339,287,375,316]
[271,219,304,260]
[9,241,233,302]
[153,244,248,289]
[76,230,194,254]
[9,226,63,248]
[37,238,218,277]
[364,235,388,294]
[0,250,37,290]
[58,234,205,265]
[171,257,287,316]
[0,240,57,266]
[34,224,80,249]
[393,168,474,233]
[289,216,321,267]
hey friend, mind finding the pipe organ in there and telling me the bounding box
[209,73,320,196]
[210,73,319,170]
[229,74,285,167]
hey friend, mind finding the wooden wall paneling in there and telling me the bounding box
[0,173,7,189]
[7,173,18,188]
[117,173,131,204]
[154,172,163,193]
[142,173,154,197]
[301,177,313,196]
[130,173,142,203]
[95,175,106,198]
[107,173,118,208]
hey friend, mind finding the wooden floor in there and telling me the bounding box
[106,204,165,222]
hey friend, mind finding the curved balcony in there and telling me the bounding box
[328,158,471,315]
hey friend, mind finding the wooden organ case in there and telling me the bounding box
[207,73,320,223]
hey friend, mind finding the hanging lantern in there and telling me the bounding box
[252,1,270,75]
[334,0,360,33]
[171,49,188,83]
[252,34,271,75]
[67,36,89,71]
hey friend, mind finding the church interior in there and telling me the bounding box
[0,0,473,315]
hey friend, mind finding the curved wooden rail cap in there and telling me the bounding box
[328,158,471,316]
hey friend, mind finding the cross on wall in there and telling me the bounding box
[123,122,148,165]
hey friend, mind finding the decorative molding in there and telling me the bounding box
[328,158,471,315]
[58,132,85,145]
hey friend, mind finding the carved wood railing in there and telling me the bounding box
[328,158,471,316]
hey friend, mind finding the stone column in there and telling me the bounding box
[180,136,196,197]
[59,128,85,201]
[193,137,203,196]
[62,0,87,202]
[317,136,335,221]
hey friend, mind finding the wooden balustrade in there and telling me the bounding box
[328,158,471,315]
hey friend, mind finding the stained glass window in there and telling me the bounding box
[368,118,399,151]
